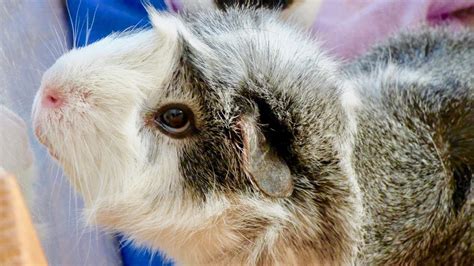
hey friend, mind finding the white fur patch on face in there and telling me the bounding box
[31,24,182,204]
[135,138,183,197]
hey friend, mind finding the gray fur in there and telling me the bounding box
[178,11,474,263]
[348,27,473,264]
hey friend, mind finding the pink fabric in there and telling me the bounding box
[313,0,474,59]
[167,1,473,59]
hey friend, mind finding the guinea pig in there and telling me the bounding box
[32,7,473,265]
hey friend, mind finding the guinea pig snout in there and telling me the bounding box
[41,87,65,109]
[33,85,74,158]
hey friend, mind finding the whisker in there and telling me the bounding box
[74,0,85,47]
[85,5,99,46]
[66,0,79,49]
[47,0,69,53]
[40,35,62,60]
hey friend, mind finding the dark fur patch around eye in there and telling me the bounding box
[163,38,256,200]
[215,0,292,10]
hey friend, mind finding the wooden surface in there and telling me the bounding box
[0,171,47,265]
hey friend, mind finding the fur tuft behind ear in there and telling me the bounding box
[148,9,180,43]
[147,8,214,58]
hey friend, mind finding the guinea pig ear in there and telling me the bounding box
[238,116,294,198]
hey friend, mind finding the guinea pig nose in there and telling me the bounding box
[41,88,65,108]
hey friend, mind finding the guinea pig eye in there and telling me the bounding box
[154,104,195,138]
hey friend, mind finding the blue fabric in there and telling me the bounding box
[67,0,167,46]
[66,1,174,265]
[116,235,174,266]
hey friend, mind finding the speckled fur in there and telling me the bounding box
[348,27,473,264]
[32,8,472,265]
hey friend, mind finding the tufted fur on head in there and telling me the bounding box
[176,0,322,28]
[33,8,360,265]
[32,6,473,265]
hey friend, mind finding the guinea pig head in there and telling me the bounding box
[32,9,361,264]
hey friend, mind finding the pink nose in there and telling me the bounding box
[41,88,65,108]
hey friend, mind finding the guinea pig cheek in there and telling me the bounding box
[88,138,184,229]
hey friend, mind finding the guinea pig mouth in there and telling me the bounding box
[46,148,60,160]
[34,126,60,160]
